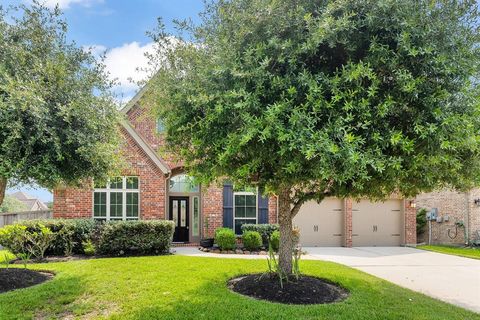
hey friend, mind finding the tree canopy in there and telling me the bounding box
[148,0,480,273]
[0,2,121,204]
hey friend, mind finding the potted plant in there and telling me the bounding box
[200,216,214,248]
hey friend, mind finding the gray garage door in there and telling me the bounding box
[352,199,403,246]
[293,198,344,247]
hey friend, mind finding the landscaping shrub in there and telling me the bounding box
[269,230,280,251]
[0,223,55,259]
[214,228,236,250]
[82,240,96,256]
[242,231,262,251]
[96,220,175,256]
[14,219,96,256]
[0,224,29,255]
[416,208,428,236]
[241,224,279,246]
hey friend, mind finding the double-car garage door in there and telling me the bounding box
[293,198,403,247]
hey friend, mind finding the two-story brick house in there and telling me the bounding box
[53,87,418,247]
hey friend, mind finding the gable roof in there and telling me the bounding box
[10,191,31,200]
[120,83,149,115]
[120,120,171,175]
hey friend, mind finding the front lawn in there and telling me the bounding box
[0,255,478,320]
[417,245,480,260]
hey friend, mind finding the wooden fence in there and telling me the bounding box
[0,210,52,228]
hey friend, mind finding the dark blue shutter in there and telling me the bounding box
[258,192,269,224]
[223,182,234,229]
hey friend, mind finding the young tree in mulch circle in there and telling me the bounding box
[0,1,121,205]
[146,0,480,275]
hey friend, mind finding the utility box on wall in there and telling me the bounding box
[427,208,438,221]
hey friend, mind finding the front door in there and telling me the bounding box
[169,197,189,242]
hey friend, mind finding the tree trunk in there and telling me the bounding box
[278,188,294,275]
[0,178,6,207]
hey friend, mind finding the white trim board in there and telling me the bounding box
[120,120,171,175]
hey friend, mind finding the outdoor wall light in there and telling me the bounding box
[409,200,416,208]
[474,198,480,206]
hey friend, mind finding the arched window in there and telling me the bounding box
[169,174,199,193]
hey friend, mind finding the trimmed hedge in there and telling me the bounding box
[0,219,174,258]
[214,228,236,250]
[242,231,262,251]
[96,220,175,256]
[241,224,279,246]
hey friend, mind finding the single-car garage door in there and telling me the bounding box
[352,199,403,246]
[293,198,344,247]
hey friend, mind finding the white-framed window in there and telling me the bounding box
[233,187,257,235]
[156,117,165,134]
[93,176,140,221]
[192,196,200,237]
[169,174,200,193]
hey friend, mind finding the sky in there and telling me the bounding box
[4,0,205,202]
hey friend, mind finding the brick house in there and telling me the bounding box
[53,88,418,247]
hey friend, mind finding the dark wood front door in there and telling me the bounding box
[169,197,189,242]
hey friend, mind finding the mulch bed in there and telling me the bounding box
[0,268,54,293]
[228,273,349,305]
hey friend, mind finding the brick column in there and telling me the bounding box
[404,199,417,246]
[268,196,278,224]
[345,198,353,247]
[202,185,223,238]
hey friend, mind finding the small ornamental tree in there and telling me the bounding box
[0,1,120,205]
[147,0,480,274]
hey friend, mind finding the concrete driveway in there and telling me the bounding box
[304,247,480,313]
[176,246,480,312]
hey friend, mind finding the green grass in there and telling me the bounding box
[417,245,480,260]
[0,254,478,320]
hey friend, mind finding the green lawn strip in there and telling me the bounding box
[417,245,480,260]
[0,255,477,320]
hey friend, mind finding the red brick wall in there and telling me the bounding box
[127,103,182,170]
[54,127,167,220]
[202,184,223,238]
[268,196,277,223]
[53,187,92,218]
[344,199,353,247]
[404,199,417,246]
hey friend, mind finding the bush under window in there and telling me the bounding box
[242,231,262,251]
[241,224,279,246]
[214,228,236,250]
[96,220,175,256]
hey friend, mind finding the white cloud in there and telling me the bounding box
[85,42,156,104]
[40,0,104,10]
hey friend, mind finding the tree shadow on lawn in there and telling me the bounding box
[0,269,88,320]
[115,264,480,320]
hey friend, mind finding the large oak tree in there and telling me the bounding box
[0,2,120,204]
[148,0,480,274]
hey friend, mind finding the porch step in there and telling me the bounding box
[172,242,200,247]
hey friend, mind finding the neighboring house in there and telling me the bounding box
[53,87,418,247]
[10,191,49,212]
